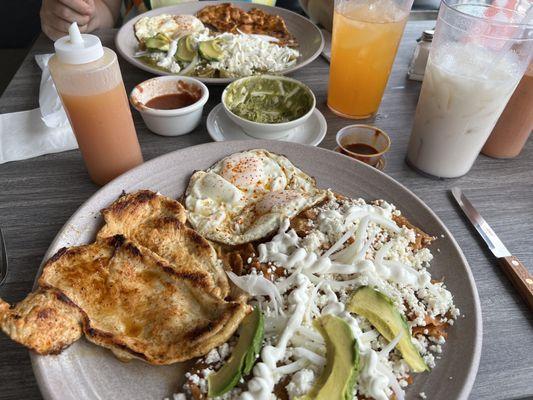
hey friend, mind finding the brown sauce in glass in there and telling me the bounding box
[344,142,378,155]
[145,92,198,110]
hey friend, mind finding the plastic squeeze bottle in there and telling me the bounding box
[49,23,143,185]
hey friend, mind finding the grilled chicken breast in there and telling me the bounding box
[0,190,247,364]
[97,191,230,299]
[0,234,248,364]
[0,289,82,354]
[38,235,249,364]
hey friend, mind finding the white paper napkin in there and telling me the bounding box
[0,54,78,164]
[36,54,69,128]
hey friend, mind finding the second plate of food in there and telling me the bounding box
[115,1,324,84]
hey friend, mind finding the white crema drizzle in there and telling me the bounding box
[240,274,310,400]
[257,204,425,290]
[232,198,445,400]
[250,201,419,399]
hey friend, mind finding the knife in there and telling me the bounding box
[451,187,533,310]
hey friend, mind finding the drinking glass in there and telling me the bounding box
[327,0,414,119]
[406,0,533,178]
[481,62,533,158]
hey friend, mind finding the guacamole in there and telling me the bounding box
[224,76,314,124]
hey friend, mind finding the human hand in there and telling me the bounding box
[40,0,95,40]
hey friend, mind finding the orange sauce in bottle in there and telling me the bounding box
[49,26,143,185]
[60,83,143,185]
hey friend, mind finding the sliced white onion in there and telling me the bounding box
[323,224,358,258]
[375,241,392,265]
[275,267,301,294]
[276,358,308,375]
[380,332,403,358]
[322,278,360,290]
[304,280,323,323]
[326,262,359,274]
[303,270,322,285]
[227,271,283,314]
[357,231,376,260]
[292,347,326,366]
[330,242,359,264]
[368,214,401,233]
[133,50,150,58]
[179,54,199,76]
[290,334,325,355]
[264,314,288,335]
[296,326,324,344]
[344,210,366,226]
[382,366,405,400]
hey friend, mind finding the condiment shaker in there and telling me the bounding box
[408,29,434,81]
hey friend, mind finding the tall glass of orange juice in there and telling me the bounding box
[328,0,413,119]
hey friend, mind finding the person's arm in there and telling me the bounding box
[41,0,121,40]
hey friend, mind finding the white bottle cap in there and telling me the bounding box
[54,22,104,64]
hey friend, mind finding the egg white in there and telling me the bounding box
[185,150,326,245]
[135,14,205,42]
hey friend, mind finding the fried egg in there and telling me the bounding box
[185,149,326,245]
[134,14,205,42]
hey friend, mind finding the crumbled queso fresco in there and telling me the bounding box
[171,191,460,400]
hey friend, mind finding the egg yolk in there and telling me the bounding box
[255,190,302,215]
[219,155,270,192]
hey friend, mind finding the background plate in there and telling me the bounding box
[115,1,324,84]
[31,141,481,400]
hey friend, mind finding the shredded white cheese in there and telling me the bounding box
[209,33,299,77]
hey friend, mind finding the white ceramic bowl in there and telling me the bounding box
[221,75,316,140]
[130,76,209,136]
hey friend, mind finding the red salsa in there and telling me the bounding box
[145,92,199,110]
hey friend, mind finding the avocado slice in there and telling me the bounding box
[175,35,197,63]
[300,315,359,400]
[207,307,264,397]
[346,287,428,373]
[198,39,224,61]
[144,33,171,52]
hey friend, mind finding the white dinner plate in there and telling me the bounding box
[115,1,324,84]
[206,104,327,146]
[31,141,481,400]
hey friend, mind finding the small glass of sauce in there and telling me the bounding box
[335,124,391,170]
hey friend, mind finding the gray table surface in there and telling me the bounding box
[1,20,532,400]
